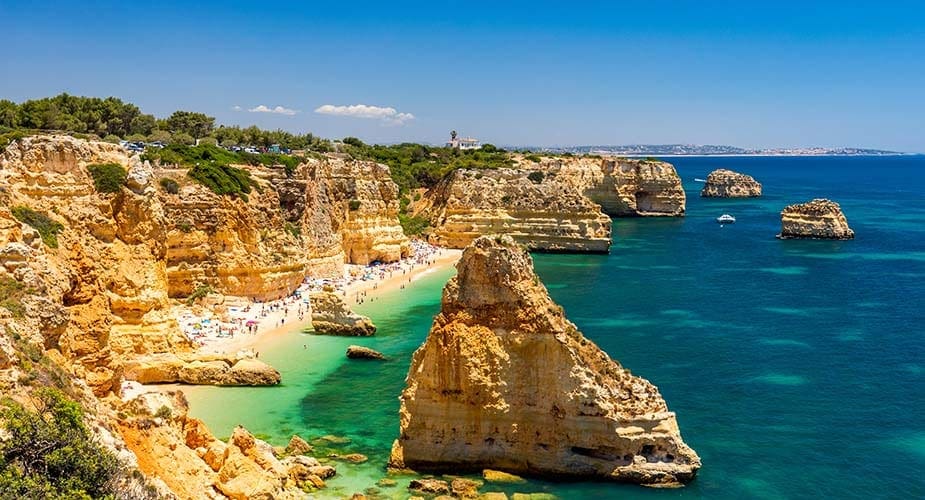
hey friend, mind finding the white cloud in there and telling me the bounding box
[232,105,242,111]
[314,104,415,125]
[248,105,298,116]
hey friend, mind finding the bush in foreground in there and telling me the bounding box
[0,388,121,499]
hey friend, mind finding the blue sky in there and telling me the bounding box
[2,1,924,151]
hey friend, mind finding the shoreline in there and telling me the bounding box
[193,246,462,356]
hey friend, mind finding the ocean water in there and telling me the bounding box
[183,156,925,499]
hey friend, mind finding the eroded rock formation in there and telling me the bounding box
[420,156,686,253]
[777,198,855,240]
[310,290,376,336]
[700,169,762,198]
[389,235,700,486]
[118,390,333,498]
[423,169,612,252]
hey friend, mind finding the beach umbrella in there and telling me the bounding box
[246,320,257,326]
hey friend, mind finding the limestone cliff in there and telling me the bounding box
[161,156,409,300]
[777,198,855,240]
[0,135,278,395]
[309,290,376,336]
[700,169,762,198]
[423,168,612,252]
[389,235,700,486]
[420,156,685,253]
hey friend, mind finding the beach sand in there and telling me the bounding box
[197,247,462,356]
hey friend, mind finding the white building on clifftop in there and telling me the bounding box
[446,130,481,150]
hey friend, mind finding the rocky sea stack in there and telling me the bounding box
[700,169,762,197]
[777,198,855,240]
[389,235,700,487]
[310,290,376,336]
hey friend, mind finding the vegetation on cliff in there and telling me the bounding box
[342,139,513,194]
[87,163,127,193]
[142,143,301,174]
[0,388,121,499]
[10,206,64,248]
[188,163,254,199]
[0,94,332,151]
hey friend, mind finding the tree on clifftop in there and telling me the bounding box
[164,110,215,139]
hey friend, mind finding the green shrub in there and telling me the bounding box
[524,154,542,163]
[11,206,63,248]
[154,405,172,419]
[0,388,121,499]
[284,222,301,238]
[0,276,33,318]
[159,177,179,194]
[527,171,545,184]
[188,163,253,199]
[398,214,430,236]
[87,163,127,193]
[177,221,192,233]
[348,199,361,211]
[501,194,513,204]
[102,134,121,143]
[186,284,214,305]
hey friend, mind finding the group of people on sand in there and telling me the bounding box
[179,239,448,347]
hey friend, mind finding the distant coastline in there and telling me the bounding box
[512,144,913,157]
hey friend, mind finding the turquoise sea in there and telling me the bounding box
[183,156,925,499]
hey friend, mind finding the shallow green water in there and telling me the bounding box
[184,156,925,498]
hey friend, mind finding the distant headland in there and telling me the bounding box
[517,144,910,156]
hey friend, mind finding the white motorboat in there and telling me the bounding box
[716,214,736,224]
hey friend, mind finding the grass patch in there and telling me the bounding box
[10,206,63,248]
[186,284,214,305]
[398,214,430,236]
[284,222,301,238]
[159,177,179,194]
[348,199,361,211]
[0,277,34,318]
[188,163,253,200]
[87,163,127,193]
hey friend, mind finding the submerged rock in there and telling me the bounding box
[389,235,700,487]
[777,198,855,240]
[408,478,451,495]
[310,291,376,336]
[346,345,386,360]
[700,169,762,197]
[483,469,526,484]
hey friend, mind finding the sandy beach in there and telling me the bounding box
[184,243,462,356]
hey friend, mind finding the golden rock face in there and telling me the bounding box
[701,169,763,198]
[390,235,700,487]
[0,135,408,395]
[420,156,686,254]
[778,198,855,240]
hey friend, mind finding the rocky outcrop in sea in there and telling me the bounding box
[389,235,701,487]
[310,290,376,336]
[700,169,762,197]
[777,198,855,240]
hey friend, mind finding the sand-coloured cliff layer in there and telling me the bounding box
[162,156,409,300]
[424,169,612,252]
[778,198,855,240]
[0,135,187,395]
[701,169,762,198]
[389,235,700,486]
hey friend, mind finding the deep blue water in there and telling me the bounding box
[187,156,925,499]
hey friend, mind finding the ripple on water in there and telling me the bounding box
[758,338,811,348]
[748,374,809,386]
[758,266,808,275]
